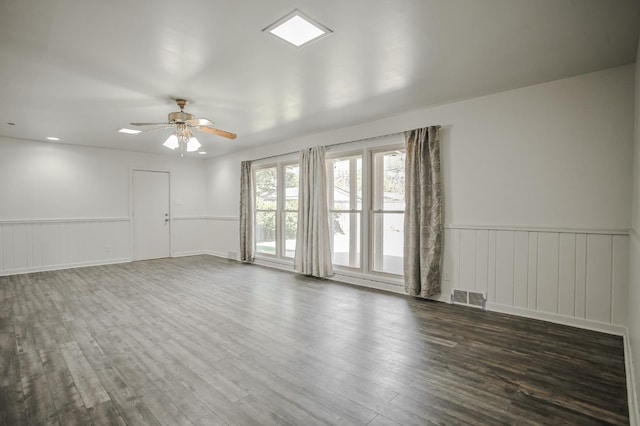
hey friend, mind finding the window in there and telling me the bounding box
[255,166,277,255]
[371,149,406,275]
[252,137,405,284]
[327,155,362,268]
[283,164,299,258]
[254,161,299,259]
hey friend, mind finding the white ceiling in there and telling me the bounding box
[0,0,638,158]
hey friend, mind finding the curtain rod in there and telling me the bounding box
[250,125,441,163]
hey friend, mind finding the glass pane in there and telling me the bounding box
[255,167,277,210]
[332,156,362,210]
[356,157,362,210]
[285,164,299,211]
[371,212,404,275]
[256,211,276,255]
[284,212,297,258]
[373,151,405,210]
[331,212,361,268]
[333,159,350,210]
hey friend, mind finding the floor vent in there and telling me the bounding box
[450,289,487,310]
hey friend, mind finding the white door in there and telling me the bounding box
[132,170,171,260]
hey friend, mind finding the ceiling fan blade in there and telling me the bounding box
[187,118,214,127]
[130,122,169,126]
[139,125,174,133]
[198,126,237,140]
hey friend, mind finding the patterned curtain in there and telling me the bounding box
[294,147,334,277]
[404,126,442,297]
[239,160,255,262]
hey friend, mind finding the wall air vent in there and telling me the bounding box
[450,289,487,310]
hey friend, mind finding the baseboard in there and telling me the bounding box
[332,272,406,295]
[0,257,132,276]
[625,328,639,426]
[172,250,211,258]
[208,250,239,260]
[486,302,627,336]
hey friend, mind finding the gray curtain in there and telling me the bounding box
[239,160,254,262]
[294,147,334,277]
[404,126,442,297]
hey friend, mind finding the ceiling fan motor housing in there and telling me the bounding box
[168,111,195,124]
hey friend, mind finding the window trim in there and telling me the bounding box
[250,133,407,288]
[281,161,299,259]
[368,144,406,278]
[253,160,299,262]
[253,163,279,258]
[326,150,364,272]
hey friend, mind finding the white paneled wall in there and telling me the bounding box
[171,217,210,257]
[0,219,130,275]
[439,227,629,327]
[207,216,240,260]
[0,217,213,275]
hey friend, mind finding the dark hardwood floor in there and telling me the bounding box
[0,255,629,425]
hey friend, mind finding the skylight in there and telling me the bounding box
[264,10,332,47]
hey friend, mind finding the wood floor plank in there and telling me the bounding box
[93,366,162,426]
[0,331,19,387]
[0,382,25,426]
[59,341,110,409]
[88,400,127,426]
[0,255,630,425]
[21,374,59,425]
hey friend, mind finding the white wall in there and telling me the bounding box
[0,137,209,274]
[207,64,635,330]
[627,43,640,424]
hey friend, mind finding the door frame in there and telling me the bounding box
[129,168,173,260]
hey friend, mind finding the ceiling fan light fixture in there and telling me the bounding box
[163,134,179,150]
[186,137,201,152]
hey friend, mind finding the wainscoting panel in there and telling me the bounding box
[611,235,629,326]
[586,234,613,323]
[171,217,209,257]
[475,230,489,293]
[575,234,588,319]
[513,231,529,309]
[207,216,240,259]
[441,226,629,327]
[527,232,538,310]
[0,219,131,275]
[558,233,577,317]
[537,232,559,314]
[495,230,515,306]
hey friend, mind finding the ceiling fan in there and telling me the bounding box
[131,99,236,155]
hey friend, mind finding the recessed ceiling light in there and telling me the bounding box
[118,128,141,135]
[46,136,60,141]
[198,151,207,155]
[264,10,332,47]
